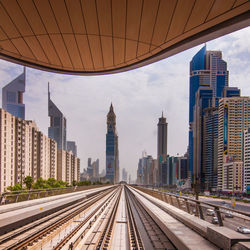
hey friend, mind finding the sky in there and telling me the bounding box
[0,27,250,180]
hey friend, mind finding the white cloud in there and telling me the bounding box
[0,27,249,180]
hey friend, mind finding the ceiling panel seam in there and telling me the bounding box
[49,0,74,69]
[64,0,85,70]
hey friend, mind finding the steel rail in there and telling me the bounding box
[54,186,122,250]
[126,186,176,249]
[0,188,113,246]
[124,186,144,249]
[4,187,117,250]
[96,187,122,249]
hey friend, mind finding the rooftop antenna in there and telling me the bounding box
[48,82,50,100]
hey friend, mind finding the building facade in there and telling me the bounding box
[0,109,64,193]
[106,104,119,184]
[136,153,158,186]
[67,141,77,156]
[87,158,93,178]
[157,112,168,186]
[244,128,250,193]
[189,45,240,190]
[0,109,16,193]
[122,168,128,182]
[92,159,99,179]
[2,68,26,120]
[48,83,67,150]
[218,97,250,192]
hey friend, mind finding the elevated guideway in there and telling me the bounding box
[0,184,249,249]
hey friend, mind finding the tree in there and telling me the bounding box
[33,178,45,189]
[47,178,57,188]
[7,183,22,191]
[24,176,33,190]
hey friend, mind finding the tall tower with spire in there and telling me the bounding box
[157,112,168,160]
[2,68,26,119]
[157,112,168,185]
[106,103,119,184]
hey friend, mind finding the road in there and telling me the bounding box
[199,196,250,213]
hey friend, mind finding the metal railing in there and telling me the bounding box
[0,185,110,205]
[134,186,250,227]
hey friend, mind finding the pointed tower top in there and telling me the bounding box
[48,82,50,99]
[109,102,114,112]
[162,111,164,118]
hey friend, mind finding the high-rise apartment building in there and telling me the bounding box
[218,97,250,192]
[48,83,67,150]
[50,139,57,179]
[15,118,28,184]
[157,112,168,186]
[0,109,16,193]
[57,149,66,182]
[2,68,26,120]
[189,45,240,190]
[106,104,119,184]
[244,128,250,193]
[57,149,80,184]
[0,109,60,193]
[65,151,72,184]
[38,132,51,180]
[76,158,81,182]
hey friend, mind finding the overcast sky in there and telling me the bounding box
[0,27,249,180]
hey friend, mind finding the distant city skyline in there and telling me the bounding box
[0,27,249,179]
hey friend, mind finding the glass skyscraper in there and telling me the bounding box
[48,83,67,150]
[189,45,240,190]
[157,112,168,186]
[2,68,26,119]
[67,141,77,156]
[106,103,119,184]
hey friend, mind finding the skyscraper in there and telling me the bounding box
[122,168,128,182]
[189,45,240,190]
[106,103,119,184]
[48,83,67,150]
[67,141,77,156]
[2,68,26,119]
[218,97,250,192]
[157,112,168,186]
[87,158,93,177]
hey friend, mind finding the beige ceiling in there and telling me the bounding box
[0,0,249,75]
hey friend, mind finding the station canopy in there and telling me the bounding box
[0,0,249,75]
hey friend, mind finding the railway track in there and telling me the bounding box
[125,186,144,249]
[0,185,225,249]
[0,186,118,250]
[125,186,176,250]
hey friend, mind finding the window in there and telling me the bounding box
[7,91,16,102]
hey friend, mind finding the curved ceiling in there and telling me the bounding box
[0,0,249,75]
